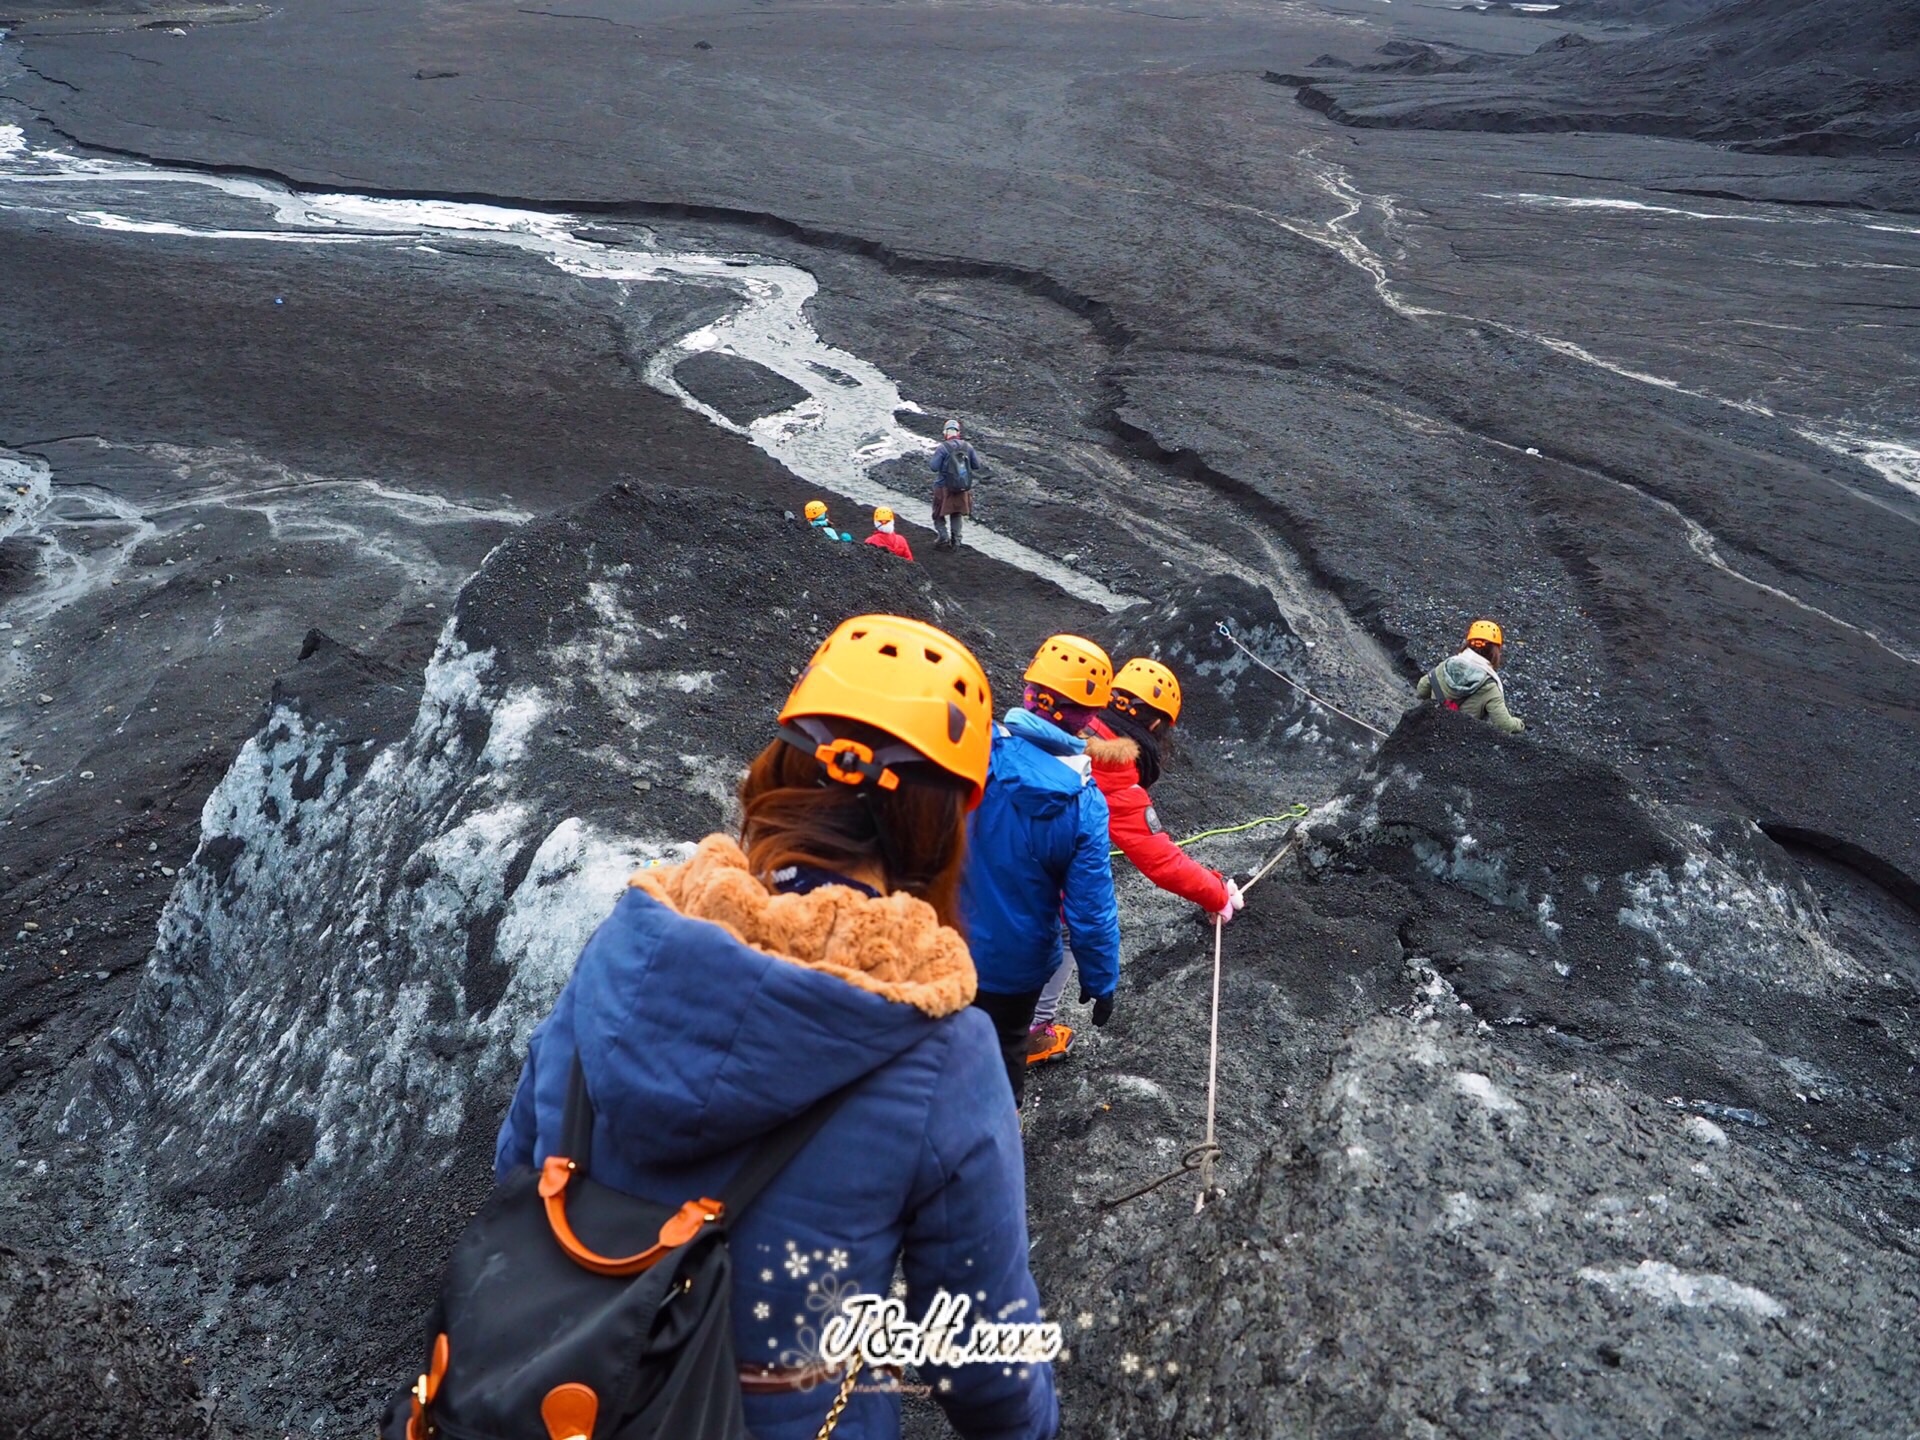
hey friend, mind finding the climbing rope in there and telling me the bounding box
[1097,806,1317,1211]
[1196,912,1224,1212]
[1240,833,1303,899]
[1108,805,1308,860]
[1215,620,1390,740]
[1098,915,1231,1212]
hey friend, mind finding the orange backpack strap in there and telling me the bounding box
[545,1054,857,1272]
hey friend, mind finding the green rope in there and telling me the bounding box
[1110,804,1308,859]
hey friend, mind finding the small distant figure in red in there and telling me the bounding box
[864,505,915,562]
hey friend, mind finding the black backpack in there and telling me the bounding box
[941,442,975,492]
[383,1060,850,1440]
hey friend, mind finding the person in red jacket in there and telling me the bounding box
[864,505,915,561]
[1027,657,1243,1064]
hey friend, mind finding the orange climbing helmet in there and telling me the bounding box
[873,506,895,527]
[803,500,828,523]
[778,615,995,809]
[1112,657,1183,725]
[1024,634,1113,711]
[1465,619,1504,650]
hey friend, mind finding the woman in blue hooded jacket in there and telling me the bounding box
[496,615,1057,1440]
[959,634,1122,1104]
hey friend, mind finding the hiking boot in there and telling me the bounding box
[1026,1023,1074,1066]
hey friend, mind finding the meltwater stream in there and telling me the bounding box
[1255,148,1920,506]
[0,121,1132,610]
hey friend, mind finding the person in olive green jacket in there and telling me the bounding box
[1416,618,1525,733]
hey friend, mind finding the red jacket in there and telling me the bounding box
[1083,716,1228,911]
[864,530,915,561]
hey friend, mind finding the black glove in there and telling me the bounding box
[1079,987,1115,1027]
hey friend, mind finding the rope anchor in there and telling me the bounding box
[1094,794,1325,1214]
[1098,1141,1221,1211]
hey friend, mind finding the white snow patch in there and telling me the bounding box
[488,819,692,1051]
[1578,1261,1785,1320]
[420,635,494,718]
[0,125,25,160]
[1408,1032,1447,1067]
[56,610,588,1197]
[417,802,532,897]
[1414,831,1531,911]
[1454,1071,1521,1115]
[1442,1192,1478,1229]
[1108,1074,1177,1109]
[480,687,548,769]
[1619,850,1857,989]
[1685,1115,1730,1148]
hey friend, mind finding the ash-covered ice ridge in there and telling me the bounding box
[1292,713,1880,1002]
[57,619,678,1228]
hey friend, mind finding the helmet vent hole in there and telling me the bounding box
[925,647,942,664]
[952,678,968,696]
[946,702,966,744]
[878,643,899,657]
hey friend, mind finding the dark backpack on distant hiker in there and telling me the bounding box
[940,441,976,492]
[382,1060,848,1440]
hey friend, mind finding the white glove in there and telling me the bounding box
[1212,877,1244,924]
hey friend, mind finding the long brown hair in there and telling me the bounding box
[739,723,971,930]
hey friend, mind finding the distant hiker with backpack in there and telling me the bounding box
[1417,618,1525,733]
[395,616,1057,1440]
[863,505,914,561]
[960,634,1121,1103]
[929,419,986,551]
[1027,658,1242,1066]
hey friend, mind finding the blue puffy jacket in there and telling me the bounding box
[496,837,1058,1440]
[959,709,1122,999]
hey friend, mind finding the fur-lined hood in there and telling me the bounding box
[628,835,976,1019]
[1083,712,1162,789]
[1083,731,1140,768]
[539,835,979,1166]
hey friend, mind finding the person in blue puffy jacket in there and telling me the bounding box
[496,614,1057,1440]
[959,633,1122,1104]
